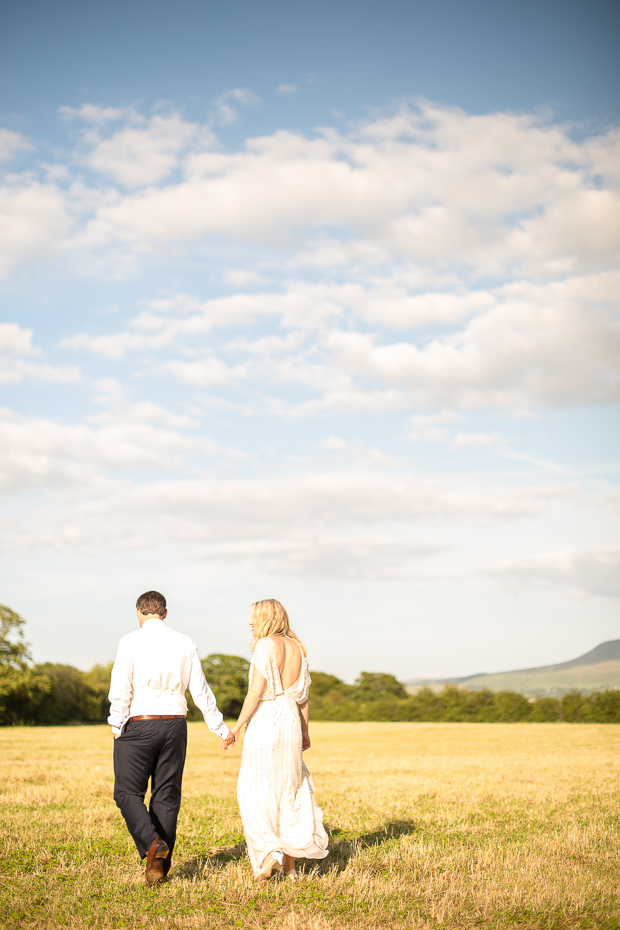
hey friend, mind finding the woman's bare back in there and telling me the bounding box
[269,635,302,690]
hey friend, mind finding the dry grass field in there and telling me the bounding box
[1,722,619,930]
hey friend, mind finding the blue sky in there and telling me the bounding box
[1,0,619,680]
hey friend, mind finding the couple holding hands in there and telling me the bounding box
[108,592,329,884]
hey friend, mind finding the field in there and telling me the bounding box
[1,723,619,930]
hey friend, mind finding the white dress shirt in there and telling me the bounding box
[107,617,230,739]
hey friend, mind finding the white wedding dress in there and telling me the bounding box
[237,637,329,876]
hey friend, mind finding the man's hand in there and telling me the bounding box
[221,730,237,751]
[302,730,311,751]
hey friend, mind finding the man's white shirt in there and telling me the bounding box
[107,617,230,739]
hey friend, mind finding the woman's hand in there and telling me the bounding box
[299,699,311,751]
[221,730,237,751]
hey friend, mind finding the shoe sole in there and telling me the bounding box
[145,844,170,885]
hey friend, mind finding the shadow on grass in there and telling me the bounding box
[176,819,416,880]
[310,819,417,875]
[175,840,247,879]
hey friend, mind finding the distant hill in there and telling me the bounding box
[406,639,620,697]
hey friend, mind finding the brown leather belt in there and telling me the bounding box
[128,714,186,722]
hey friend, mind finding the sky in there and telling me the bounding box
[0,0,619,681]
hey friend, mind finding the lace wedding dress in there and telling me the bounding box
[237,637,329,876]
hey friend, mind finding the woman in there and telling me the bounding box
[229,599,329,880]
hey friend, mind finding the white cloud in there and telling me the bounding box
[69,102,617,279]
[214,88,260,125]
[191,534,442,580]
[0,323,36,355]
[584,126,620,185]
[322,435,348,450]
[165,356,246,387]
[0,361,80,386]
[408,411,457,443]
[347,285,496,328]
[0,404,196,493]
[490,547,620,598]
[0,458,579,563]
[59,104,140,125]
[288,384,410,417]
[0,323,79,384]
[83,113,204,188]
[0,128,30,163]
[91,399,197,429]
[222,268,265,286]
[61,286,343,359]
[2,101,619,290]
[61,331,146,360]
[451,431,505,450]
[325,271,620,408]
[228,332,305,356]
[0,181,69,276]
[59,265,620,412]
[42,101,616,410]
[277,85,298,95]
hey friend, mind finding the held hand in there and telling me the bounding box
[302,731,311,751]
[221,730,237,751]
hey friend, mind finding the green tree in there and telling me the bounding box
[0,603,50,725]
[584,689,620,722]
[561,690,586,722]
[356,671,407,698]
[31,664,107,725]
[0,665,50,725]
[530,696,561,722]
[187,653,250,719]
[310,672,347,697]
[410,686,444,721]
[81,663,113,722]
[491,690,532,722]
[0,603,31,669]
[309,672,358,720]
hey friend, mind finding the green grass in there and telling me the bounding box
[1,722,619,929]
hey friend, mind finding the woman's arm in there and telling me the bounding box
[299,699,310,751]
[227,670,267,745]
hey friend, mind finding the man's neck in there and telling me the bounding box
[140,615,165,629]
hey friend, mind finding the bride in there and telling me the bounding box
[228,599,329,880]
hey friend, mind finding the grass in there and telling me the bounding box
[1,722,619,930]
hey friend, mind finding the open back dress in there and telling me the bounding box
[237,636,329,876]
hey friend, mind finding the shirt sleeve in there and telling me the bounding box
[188,641,230,739]
[107,636,134,736]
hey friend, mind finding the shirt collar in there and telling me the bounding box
[141,617,165,630]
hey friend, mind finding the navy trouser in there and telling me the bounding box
[113,717,187,873]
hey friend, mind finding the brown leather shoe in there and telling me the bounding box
[145,837,170,885]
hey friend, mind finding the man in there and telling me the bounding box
[108,590,234,884]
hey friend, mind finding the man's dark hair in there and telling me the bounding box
[136,591,167,617]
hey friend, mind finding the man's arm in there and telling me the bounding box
[108,637,134,737]
[188,643,231,741]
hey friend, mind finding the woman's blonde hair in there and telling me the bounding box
[251,598,306,655]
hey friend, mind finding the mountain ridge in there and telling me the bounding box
[406,639,620,697]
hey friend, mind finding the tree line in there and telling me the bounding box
[1,604,619,725]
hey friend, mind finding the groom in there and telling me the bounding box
[108,591,234,884]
